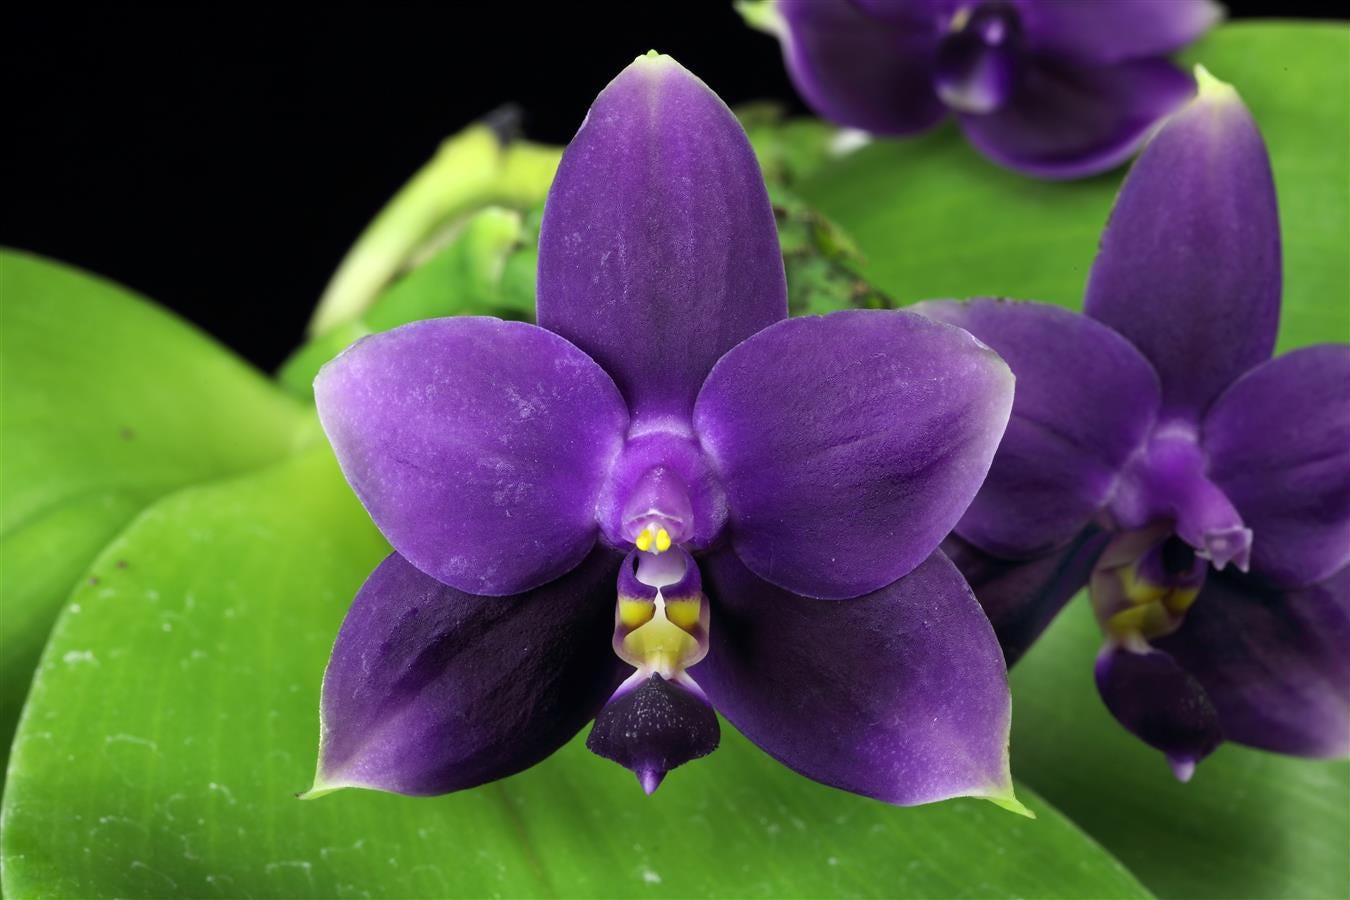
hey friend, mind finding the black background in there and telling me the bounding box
[2,3,1338,370]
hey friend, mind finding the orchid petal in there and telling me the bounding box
[308,550,625,797]
[916,299,1159,557]
[694,548,1019,808]
[943,529,1110,667]
[315,317,627,596]
[537,53,786,422]
[1085,70,1281,419]
[773,0,947,136]
[958,55,1194,179]
[1156,565,1350,758]
[1094,644,1223,781]
[1203,345,1350,587]
[694,309,1013,599]
[1022,0,1222,63]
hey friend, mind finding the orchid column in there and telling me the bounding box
[304,53,1024,809]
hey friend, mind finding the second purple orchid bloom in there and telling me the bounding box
[304,54,1026,810]
[923,70,1350,779]
[752,0,1222,178]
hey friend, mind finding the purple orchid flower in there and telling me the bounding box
[750,0,1221,179]
[303,53,1024,809]
[918,68,1350,779]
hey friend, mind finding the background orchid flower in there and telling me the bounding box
[919,68,1350,779]
[304,53,1023,810]
[743,0,1220,179]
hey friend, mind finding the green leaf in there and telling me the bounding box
[792,21,1350,899]
[1011,601,1350,900]
[0,250,307,778]
[796,22,1350,350]
[1,444,1148,899]
[277,206,540,398]
[307,124,559,337]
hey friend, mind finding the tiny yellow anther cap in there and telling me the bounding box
[655,528,672,553]
[635,531,652,552]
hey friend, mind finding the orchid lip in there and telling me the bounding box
[613,547,709,678]
[592,546,718,791]
[1092,527,1207,648]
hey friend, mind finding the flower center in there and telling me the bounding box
[1107,428,1252,572]
[586,545,719,793]
[934,2,1025,115]
[623,467,691,553]
[1092,527,1207,647]
[599,428,727,552]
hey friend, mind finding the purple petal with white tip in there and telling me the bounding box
[915,299,1159,558]
[1203,345,1350,588]
[308,550,626,797]
[694,548,1019,807]
[537,53,786,422]
[1021,0,1222,63]
[1084,71,1281,418]
[1094,643,1223,780]
[314,317,627,596]
[774,0,947,136]
[943,529,1109,667]
[959,55,1194,179]
[694,309,1013,600]
[1156,565,1350,758]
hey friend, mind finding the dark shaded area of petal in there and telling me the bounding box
[1156,566,1350,758]
[1084,73,1280,418]
[315,318,627,596]
[694,548,1016,806]
[313,550,626,796]
[694,309,1012,600]
[959,55,1193,179]
[944,528,1109,667]
[537,54,786,423]
[916,299,1159,558]
[1203,345,1350,587]
[1094,643,1224,780]
[1021,0,1221,63]
[586,673,720,794]
[776,0,947,135]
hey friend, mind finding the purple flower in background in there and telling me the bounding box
[920,69,1350,779]
[747,0,1220,178]
[303,54,1023,808]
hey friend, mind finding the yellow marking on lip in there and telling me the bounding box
[664,597,701,631]
[618,598,655,629]
[635,530,653,552]
[1107,602,1172,642]
[622,613,700,676]
[1120,568,1168,606]
[1164,587,1200,616]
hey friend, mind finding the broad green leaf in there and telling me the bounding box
[1011,601,1350,900]
[794,21,1350,899]
[1,444,1148,899]
[0,251,306,778]
[797,22,1350,349]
